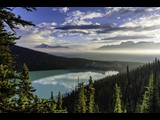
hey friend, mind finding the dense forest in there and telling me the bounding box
[63,58,160,113]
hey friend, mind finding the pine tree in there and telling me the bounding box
[0,7,68,113]
[16,63,36,112]
[127,66,129,84]
[0,7,35,31]
[94,104,100,113]
[149,84,160,113]
[140,72,154,113]
[74,82,87,113]
[149,70,160,113]
[19,64,36,98]
[56,91,63,110]
[49,91,56,112]
[87,76,95,113]
[0,20,19,112]
[0,7,37,112]
[114,83,123,113]
[126,66,132,112]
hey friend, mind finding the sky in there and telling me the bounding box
[12,7,160,51]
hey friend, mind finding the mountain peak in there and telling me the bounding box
[35,43,69,49]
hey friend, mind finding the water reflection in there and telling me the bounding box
[32,70,118,98]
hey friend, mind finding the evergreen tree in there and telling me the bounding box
[50,91,56,112]
[127,66,129,84]
[74,82,87,113]
[149,71,160,113]
[19,63,36,99]
[126,66,132,112]
[0,7,68,113]
[0,7,35,31]
[94,104,100,113]
[0,7,36,112]
[87,76,95,113]
[16,63,37,112]
[149,84,160,113]
[140,72,154,113]
[0,20,19,112]
[56,91,63,110]
[114,83,123,113]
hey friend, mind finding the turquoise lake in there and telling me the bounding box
[30,69,119,99]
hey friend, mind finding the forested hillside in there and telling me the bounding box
[63,58,160,113]
[10,45,143,72]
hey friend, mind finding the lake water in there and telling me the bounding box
[30,69,119,99]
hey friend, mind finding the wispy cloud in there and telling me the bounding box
[52,7,69,13]
[59,7,69,13]
[92,35,153,41]
[104,7,160,17]
[16,23,66,48]
[62,10,103,26]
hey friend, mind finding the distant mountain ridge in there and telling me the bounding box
[35,43,69,49]
[10,45,143,72]
[97,41,160,50]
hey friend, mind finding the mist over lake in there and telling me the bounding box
[30,69,118,98]
[33,48,160,63]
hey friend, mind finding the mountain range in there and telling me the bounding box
[35,43,70,49]
[97,41,160,50]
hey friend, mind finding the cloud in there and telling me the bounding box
[121,14,160,28]
[52,8,57,11]
[92,35,153,41]
[15,22,65,48]
[59,7,69,13]
[104,7,160,17]
[52,7,69,13]
[56,22,160,36]
[68,10,104,20]
[55,24,117,37]
[56,24,115,30]
[67,29,92,35]
[62,10,103,26]
[95,26,160,34]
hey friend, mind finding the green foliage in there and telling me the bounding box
[56,91,63,110]
[0,7,35,31]
[49,91,56,112]
[0,7,67,113]
[87,76,95,113]
[114,83,123,113]
[139,72,154,113]
[0,18,20,112]
[74,82,87,113]
[73,76,96,113]
[138,70,160,113]
[0,7,39,112]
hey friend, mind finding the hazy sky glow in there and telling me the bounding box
[12,7,160,52]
